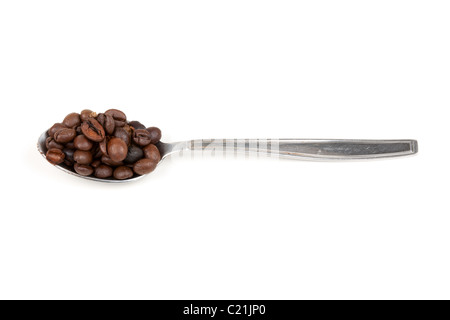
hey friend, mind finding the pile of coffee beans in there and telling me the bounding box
[45,109,162,180]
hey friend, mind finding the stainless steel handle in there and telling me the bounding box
[187,139,418,160]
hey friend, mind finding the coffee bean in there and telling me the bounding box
[80,109,96,121]
[133,158,158,175]
[143,144,161,163]
[101,155,124,167]
[46,109,162,180]
[74,163,93,176]
[63,112,81,128]
[105,109,127,127]
[81,118,105,142]
[95,165,113,178]
[107,137,128,162]
[73,135,93,151]
[104,114,115,135]
[133,129,152,146]
[46,148,65,165]
[123,124,134,135]
[146,127,162,144]
[73,150,93,165]
[128,120,146,130]
[91,159,101,168]
[46,137,64,150]
[92,144,103,158]
[99,138,109,156]
[63,148,75,163]
[113,166,133,180]
[124,144,144,164]
[54,128,76,143]
[120,124,134,141]
[114,127,131,145]
[48,123,66,139]
[96,113,106,127]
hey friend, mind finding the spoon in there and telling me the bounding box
[37,131,418,183]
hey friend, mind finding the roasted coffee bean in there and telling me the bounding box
[133,129,152,146]
[46,109,162,179]
[99,138,109,156]
[101,155,124,167]
[73,150,93,165]
[63,112,81,128]
[128,120,146,130]
[81,118,105,142]
[133,158,157,175]
[96,113,106,127]
[123,124,134,135]
[146,127,162,144]
[73,135,93,151]
[95,165,113,178]
[80,109,96,121]
[143,144,161,163]
[91,159,101,168]
[45,137,64,150]
[74,163,93,176]
[107,137,128,162]
[54,128,76,143]
[63,148,75,163]
[46,148,65,165]
[105,109,127,127]
[104,114,115,135]
[94,150,103,159]
[91,143,103,158]
[65,142,75,149]
[48,123,66,139]
[113,126,131,145]
[113,166,133,180]
[119,124,134,142]
[124,144,144,164]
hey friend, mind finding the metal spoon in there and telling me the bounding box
[38,131,418,183]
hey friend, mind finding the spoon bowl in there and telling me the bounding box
[37,131,148,183]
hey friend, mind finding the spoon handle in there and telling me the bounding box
[186,139,418,160]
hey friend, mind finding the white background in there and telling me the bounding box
[0,0,449,300]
